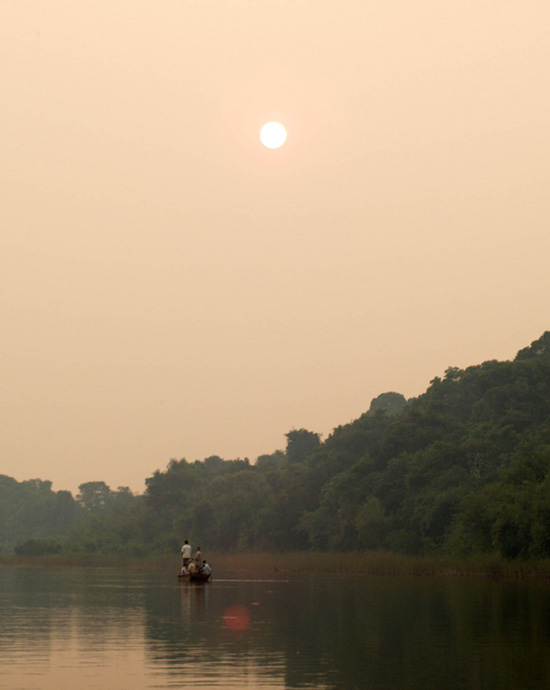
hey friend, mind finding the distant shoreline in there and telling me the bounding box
[2,551,550,579]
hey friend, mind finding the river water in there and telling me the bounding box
[1,566,550,689]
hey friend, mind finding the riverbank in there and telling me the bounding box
[213,551,550,578]
[3,551,550,578]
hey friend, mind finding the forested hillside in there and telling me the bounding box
[8,331,550,559]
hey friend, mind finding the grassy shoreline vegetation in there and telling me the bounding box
[3,551,550,579]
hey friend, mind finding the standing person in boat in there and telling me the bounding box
[181,540,192,570]
[193,546,203,570]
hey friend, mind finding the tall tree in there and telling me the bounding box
[285,429,321,464]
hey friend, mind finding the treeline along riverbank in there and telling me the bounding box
[3,332,550,563]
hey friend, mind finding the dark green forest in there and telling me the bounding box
[5,331,550,559]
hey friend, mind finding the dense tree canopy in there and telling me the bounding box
[8,331,550,559]
[0,477,81,551]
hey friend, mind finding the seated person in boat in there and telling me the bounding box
[201,560,211,577]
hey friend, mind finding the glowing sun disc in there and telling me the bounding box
[260,122,287,149]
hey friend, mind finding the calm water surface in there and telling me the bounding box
[1,566,550,689]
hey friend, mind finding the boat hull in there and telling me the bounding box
[177,570,212,582]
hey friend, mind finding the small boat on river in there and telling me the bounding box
[177,567,212,582]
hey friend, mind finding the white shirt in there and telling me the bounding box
[181,544,191,558]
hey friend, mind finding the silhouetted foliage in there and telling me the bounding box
[285,429,321,464]
[0,477,81,551]
[368,392,408,416]
[8,332,550,560]
[14,538,62,556]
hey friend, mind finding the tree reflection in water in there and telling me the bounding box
[1,568,550,689]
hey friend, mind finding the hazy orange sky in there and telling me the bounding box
[2,1,549,494]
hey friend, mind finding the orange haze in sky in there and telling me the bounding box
[1,0,549,494]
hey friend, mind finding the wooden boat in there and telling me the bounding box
[190,569,212,582]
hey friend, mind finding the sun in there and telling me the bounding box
[260,121,287,149]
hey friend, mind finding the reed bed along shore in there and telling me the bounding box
[3,551,550,578]
[211,551,550,578]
